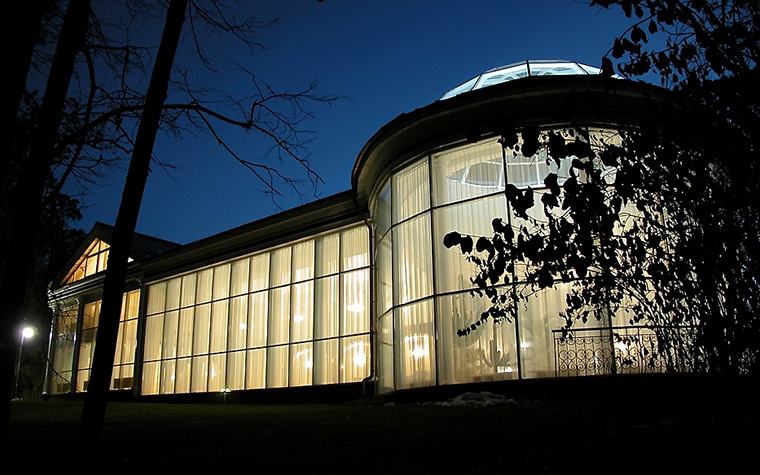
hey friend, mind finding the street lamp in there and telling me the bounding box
[14,326,35,399]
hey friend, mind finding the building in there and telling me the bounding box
[46,60,669,401]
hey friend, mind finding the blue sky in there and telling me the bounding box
[77,0,648,244]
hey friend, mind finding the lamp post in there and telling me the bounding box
[14,326,35,399]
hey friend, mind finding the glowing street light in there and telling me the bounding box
[14,326,36,399]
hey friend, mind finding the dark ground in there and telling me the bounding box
[4,375,757,474]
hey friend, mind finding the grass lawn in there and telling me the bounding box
[5,377,756,474]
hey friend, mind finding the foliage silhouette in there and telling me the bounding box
[445,0,759,374]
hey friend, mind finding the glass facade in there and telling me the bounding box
[48,303,79,394]
[372,133,612,392]
[76,290,141,391]
[65,239,110,283]
[48,290,140,394]
[141,225,370,395]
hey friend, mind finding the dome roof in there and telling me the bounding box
[441,59,603,100]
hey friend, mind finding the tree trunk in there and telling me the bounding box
[77,0,188,442]
[0,0,89,438]
[0,0,50,184]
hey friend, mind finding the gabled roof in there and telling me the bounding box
[53,222,180,289]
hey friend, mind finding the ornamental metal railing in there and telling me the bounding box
[553,325,695,377]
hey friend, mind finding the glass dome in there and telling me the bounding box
[441,59,603,100]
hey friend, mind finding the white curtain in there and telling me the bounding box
[393,157,430,223]
[393,214,433,305]
[436,292,518,385]
[314,339,338,385]
[433,195,508,293]
[341,226,369,271]
[395,299,435,389]
[230,258,250,297]
[292,241,314,282]
[316,234,339,277]
[314,276,339,339]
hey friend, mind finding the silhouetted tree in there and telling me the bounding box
[78,0,188,441]
[445,0,759,374]
[2,0,334,438]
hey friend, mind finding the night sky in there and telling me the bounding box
[75,0,652,245]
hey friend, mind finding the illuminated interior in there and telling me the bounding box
[140,225,370,395]
[46,61,664,400]
[65,239,110,283]
[372,132,617,392]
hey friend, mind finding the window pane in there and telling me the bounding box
[250,253,270,291]
[124,290,140,319]
[175,358,192,393]
[316,234,339,277]
[213,264,231,300]
[196,269,213,304]
[518,284,573,379]
[246,349,266,389]
[341,226,369,271]
[314,339,338,385]
[270,248,291,287]
[377,310,394,394]
[210,301,229,353]
[248,291,268,348]
[193,304,211,355]
[208,353,226,391]
[82,301,100,330]
[289,342,313,387]
[268,287,290,345]
[166,278,181,311]
[228,295,247,351]
[142,361,160,395]
[162,310,179,359]
[227,351,245,391]
[432,140,504,205]
[433,195,508,293]
[292,241,314,282]
[181,274,197,307]
[291,281,313,343]
[436,292,518,385]
[396,299,435,389]
[267,346,288,388]
[393,214,433,305]
[376,233,393,315]
[230,258,250,296]
[177,308,194,357]
[160,360,176,394]
[373,180,392,238]
[341,335,370,383]
[191,356,208,393]
[314,276,338,339]
[393,157,430,223]
[342,269,369,335]
[144,315,164,361]
[121,319,138,364]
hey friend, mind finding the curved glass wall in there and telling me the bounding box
[142,225,370,395]
[372,132,612,392]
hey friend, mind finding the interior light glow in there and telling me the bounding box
[520,341,530,349]
[239,323,247,330]
[614,340,629,354]
[293,314,305,322]
[405,335,429,359]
